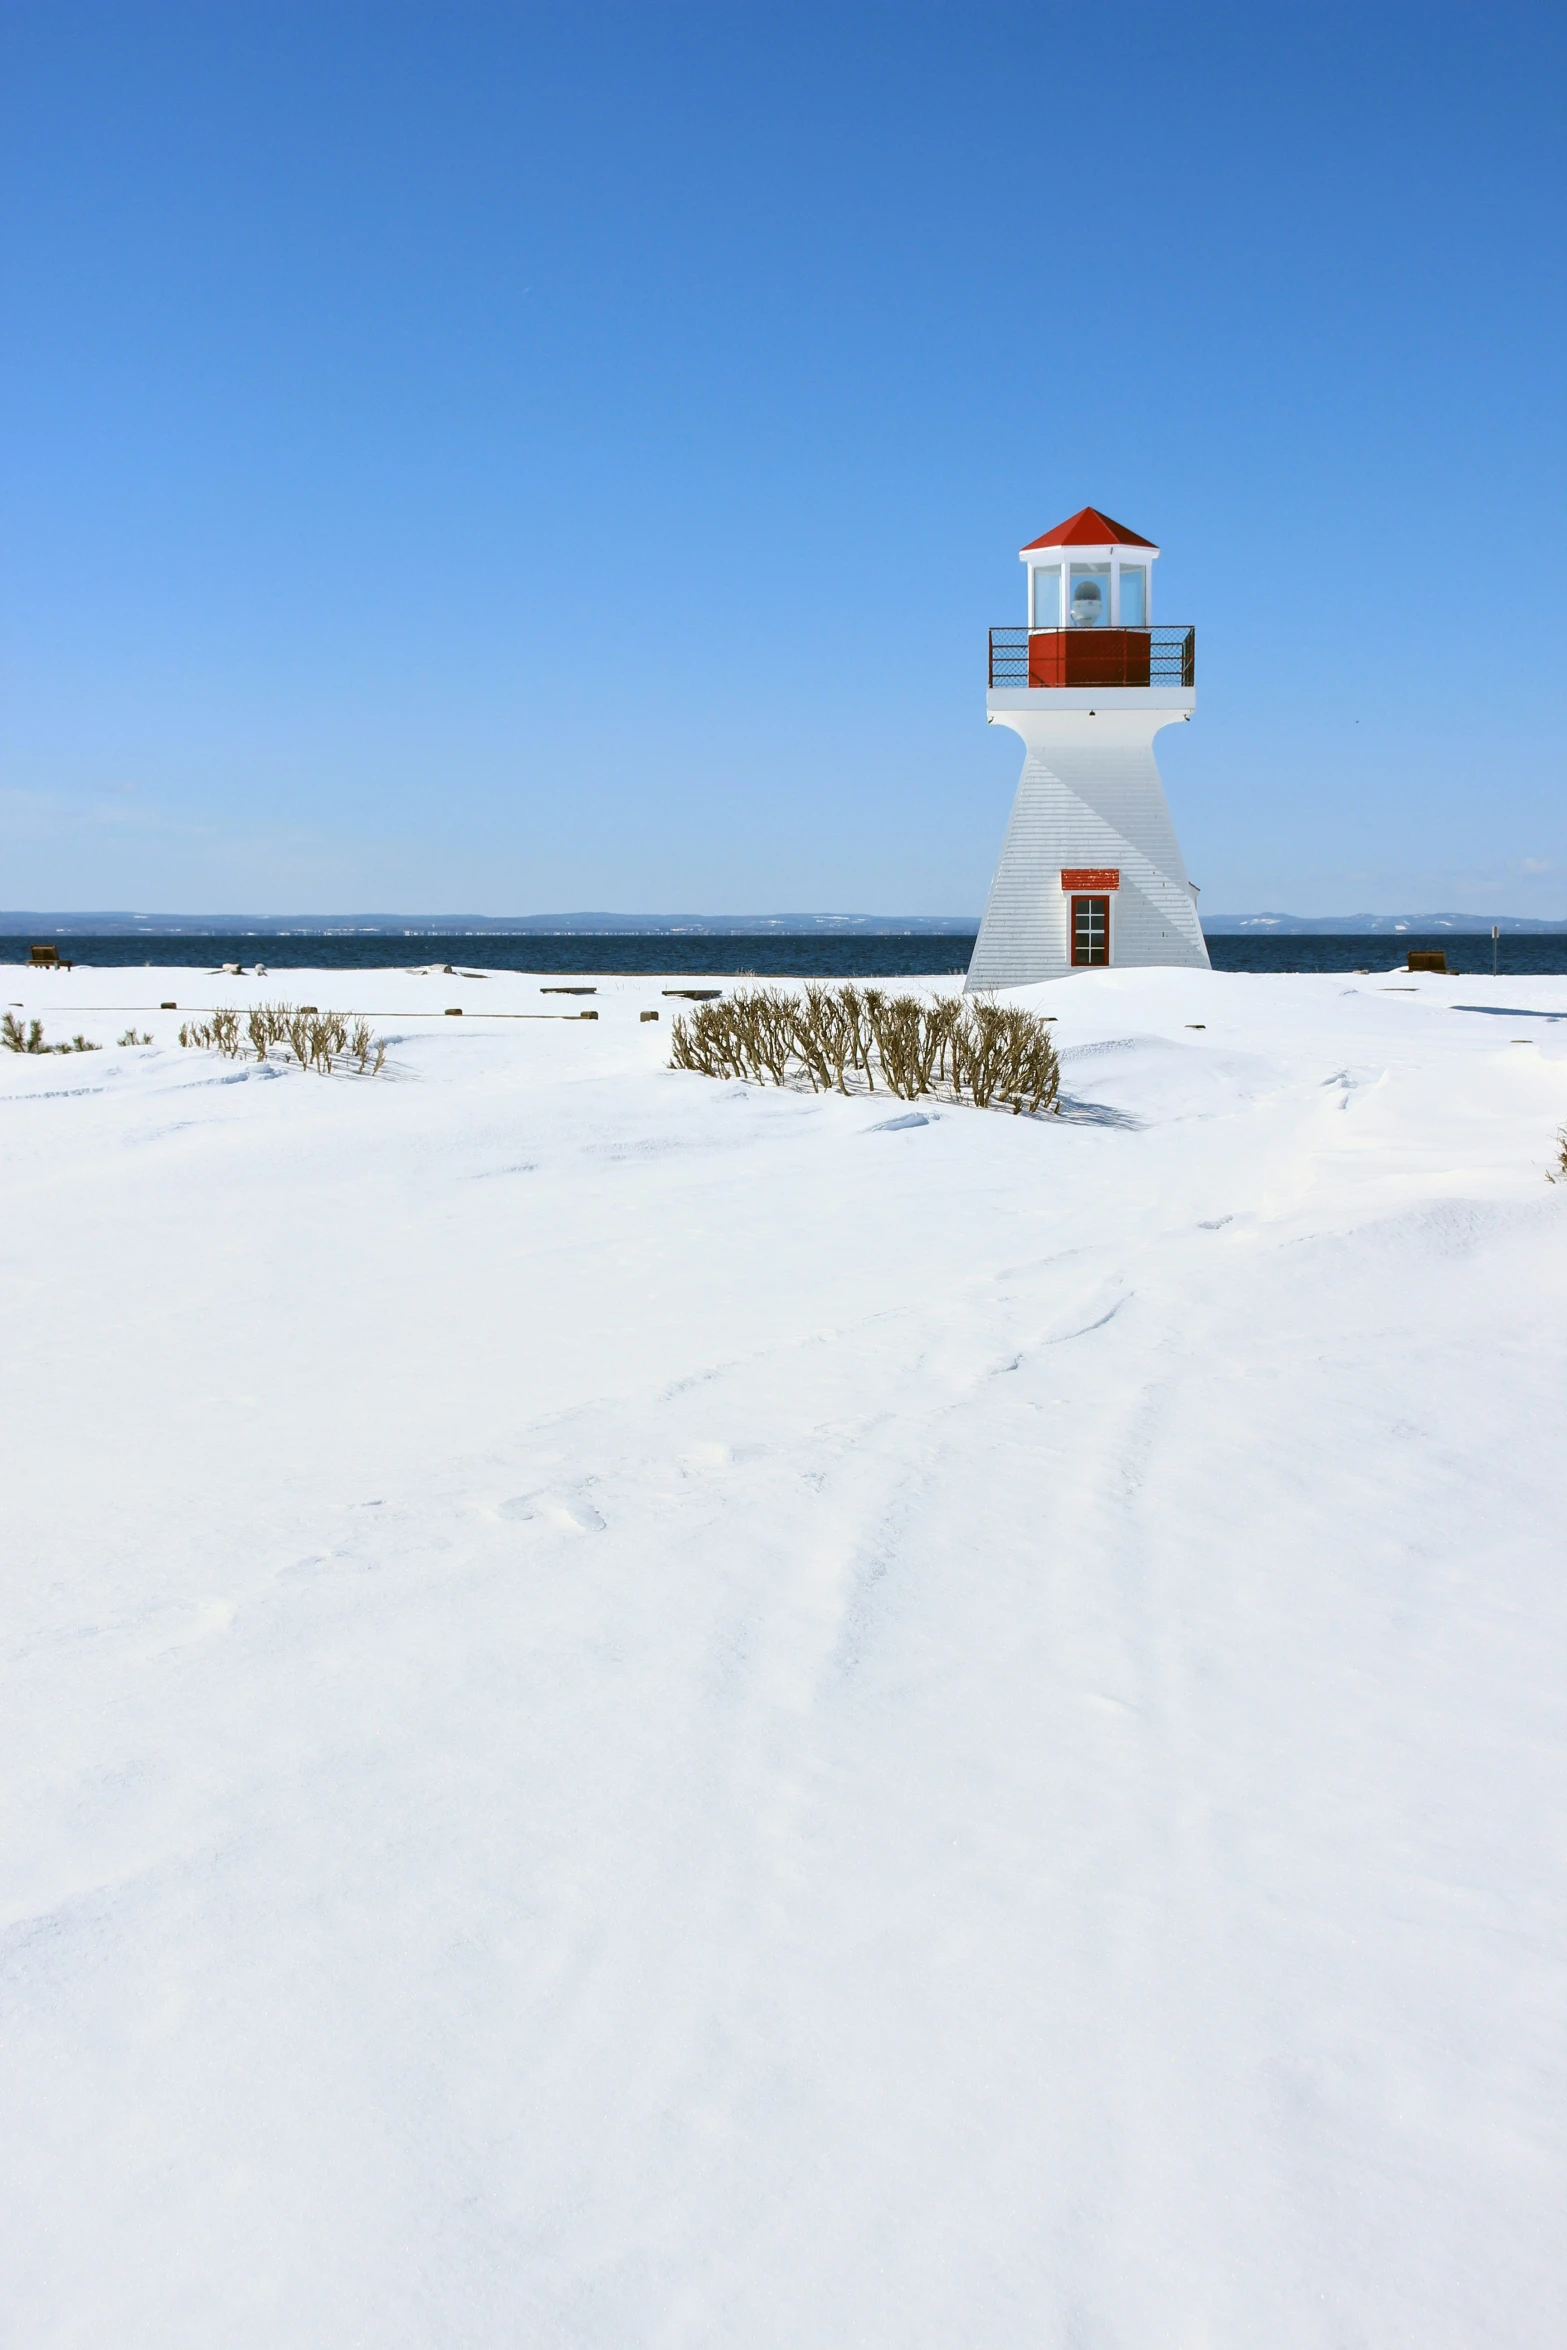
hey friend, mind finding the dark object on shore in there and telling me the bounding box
[664,988,723,1001]
[640,1010,659,1022]
[1407,950,1448,974]
[161,1000,177,1009]
[580,1010,599,1020]
[29,943,71,969]
[445,1007,462,1016]
[542,985,597,994]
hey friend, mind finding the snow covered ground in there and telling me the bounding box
[2,960,1564,2348]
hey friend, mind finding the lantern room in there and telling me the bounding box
[982,505,1195,693]
[1021,506,1158,687]
[1024,505,1157,632]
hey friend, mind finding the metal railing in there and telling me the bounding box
[988,625,1196,690]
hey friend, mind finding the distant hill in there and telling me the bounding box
[6,907,1565,938]
[1200,912,1567,935]
[0,911,981,938]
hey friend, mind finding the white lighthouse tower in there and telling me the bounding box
[967,506,1208,988]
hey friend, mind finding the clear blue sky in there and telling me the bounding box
[3,2,1563,918]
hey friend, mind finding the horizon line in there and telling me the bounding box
[4,907,1567,937]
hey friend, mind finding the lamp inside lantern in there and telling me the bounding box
[1069,567,1108,627]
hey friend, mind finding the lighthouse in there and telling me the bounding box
[966,506,1208,988]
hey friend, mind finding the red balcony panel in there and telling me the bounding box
[1027,629,1153,689]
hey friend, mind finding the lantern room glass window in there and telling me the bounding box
[1118,566,1146,627]
[1069,564,1110,627]
[1031,566,1061,628]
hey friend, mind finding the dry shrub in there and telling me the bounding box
[181,1001,386,1075]
[4,1014,44,1054]
[671,987,1058,1116]
[3,1013,100,1055]
[178,1008,242,1056]
[247,1004,284,1058]
[951,1000,1060,1113]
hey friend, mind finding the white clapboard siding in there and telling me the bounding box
[968,703,1208,989]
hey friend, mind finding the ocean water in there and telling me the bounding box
[5,933,1566,978]
[4,933,978,979]
[1208,934,1567,977]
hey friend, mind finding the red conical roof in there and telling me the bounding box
[1022,505,1156,551]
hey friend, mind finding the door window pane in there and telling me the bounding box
[1118,566,1146,626]
[1072,896,1110,966]
[1069,564,1110,627]
[1031,566,1061,628]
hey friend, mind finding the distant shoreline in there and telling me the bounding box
[3,910,1565,939]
